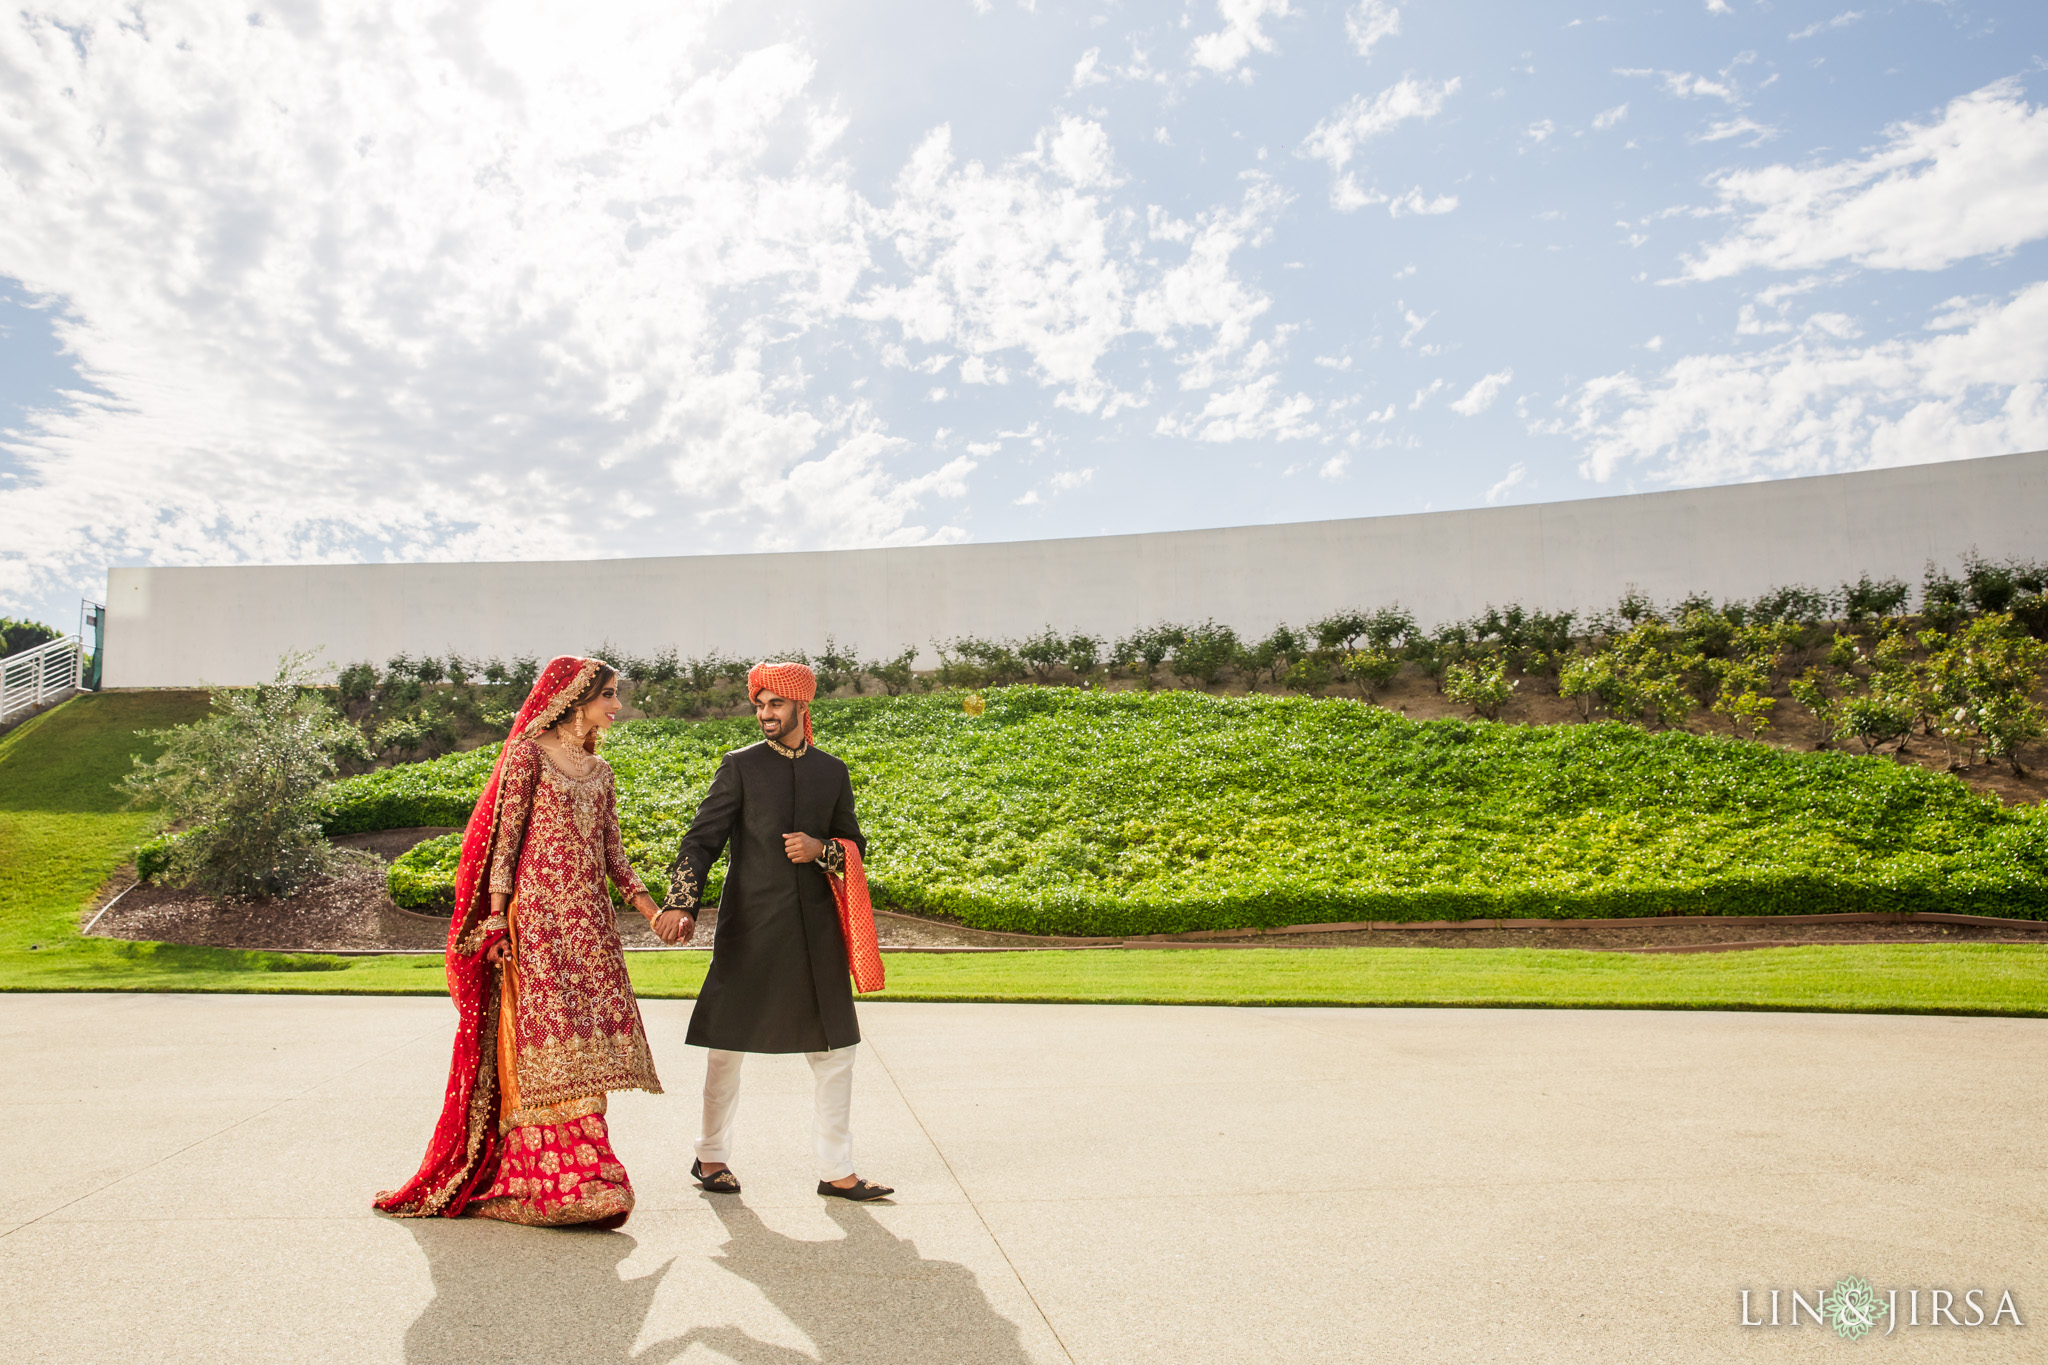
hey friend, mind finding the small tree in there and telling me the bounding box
[1114,623,1183,690]
[1170,620,1240,687]
[1344,648,1402,701]
[1309,609,1370,655]
[1244,624,1305,686]
[1788,669,1846,749]
[1061,631,1103,679]
[1840,573,1909,624]
[124,654,359,899]
[1946,614,2048,775]
[815,636,861,694]
[1443,654,1516,720]
[865,647,920,696]
[1920,563,1968,632]
[1284,653,1335,697]
[1017,627,1068,681]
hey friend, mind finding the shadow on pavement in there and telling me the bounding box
[684,1197,1037,1364]
[399,1199,1037,1365]
[401,1219,680,1364]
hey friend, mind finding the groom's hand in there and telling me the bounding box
[652,910,695,945]
[783,832,824,863]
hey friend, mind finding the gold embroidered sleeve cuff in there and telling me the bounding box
[816,838,845,875]
[661,865,701,915]
[456,913,508,956]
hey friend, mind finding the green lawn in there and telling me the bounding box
[3,690,2045,1016]
[4,940,2044,1017]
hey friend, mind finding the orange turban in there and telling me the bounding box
[747,661,817,745]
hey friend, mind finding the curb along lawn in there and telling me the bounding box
[349,688,2048,934]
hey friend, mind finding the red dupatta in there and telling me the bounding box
[373,655,605,1218]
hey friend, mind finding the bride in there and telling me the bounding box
[376,655,672,1228]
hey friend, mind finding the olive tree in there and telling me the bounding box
[125,653,360,899]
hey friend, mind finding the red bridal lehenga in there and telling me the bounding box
[375,656,661,1228]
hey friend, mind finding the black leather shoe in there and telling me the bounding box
[817,1176,894,1201]
[692,1159,741,1194]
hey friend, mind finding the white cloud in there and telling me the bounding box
[1693,116,1778,145]
[1790,11,1863,41]
[1399,304,1435,348]
[0,5,988,602]
[1303,77,1461,173]
[1132,181,1287,390]
[1617,67,1739,104]
[1526,120,1556,144]
[1050,468,1095,491]
[860,121,1134,413]
[1191,0,1292,79]
[1485,463,1528,503]
[1387,188,1458,216]
[1319,453,1352,480]
[1705,0,1732,13]
[1156,373,1318,441]
[1593,103,1628,130]
[1345,1,1400,58]
[1682,80,2048,280]
[1305,78,1460,211]
[0,3,1305,612]
[1410,377,1448,409]
[1554,283,2048,486]
[1035,116,1121,189]
[1451,368,1514,415]
[1070,47,1107,90]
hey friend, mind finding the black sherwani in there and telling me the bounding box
[667,739,866,1054]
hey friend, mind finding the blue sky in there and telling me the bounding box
[2,0,2045,631]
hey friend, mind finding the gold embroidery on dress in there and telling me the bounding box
[766,737,808,759]
[500,1094,607,1135]
[470,1182,631,1227]
[513,1029,662,1110]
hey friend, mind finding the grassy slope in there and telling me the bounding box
[3,690,2044,1016]
[361,689,2048,934]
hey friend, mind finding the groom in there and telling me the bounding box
[653,661,892,1201]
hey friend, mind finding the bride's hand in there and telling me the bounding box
[485,939,510,965]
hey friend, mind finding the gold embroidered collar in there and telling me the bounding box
[766,737,808,759]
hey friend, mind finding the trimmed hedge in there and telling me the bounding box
[323,689,2048,936]
[321,745,501,834]
[387,832,463,911]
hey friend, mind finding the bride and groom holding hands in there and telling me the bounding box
[375,655,890,1228]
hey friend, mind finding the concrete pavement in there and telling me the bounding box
[2,993,2042,1363]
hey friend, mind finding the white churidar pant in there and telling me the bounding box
[696,1045,857,1181]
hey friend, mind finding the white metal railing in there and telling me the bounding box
[1,635,83,725]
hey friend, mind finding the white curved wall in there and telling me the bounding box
[104,449,2048,687]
